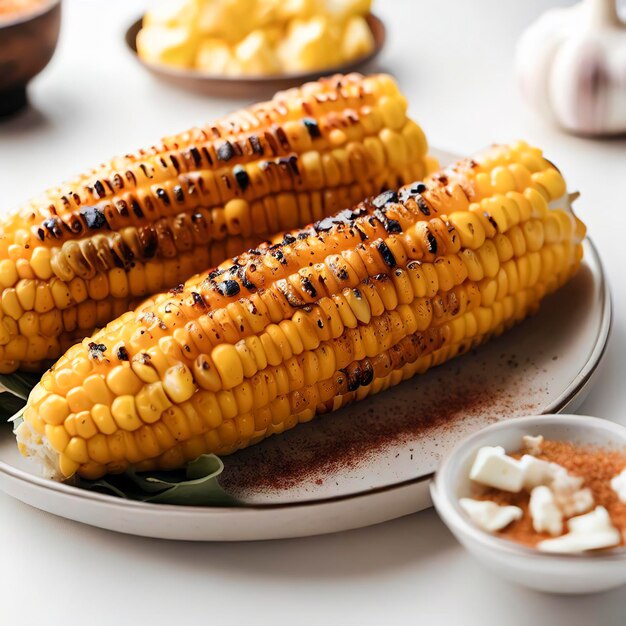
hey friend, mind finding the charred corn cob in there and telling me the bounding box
[0,73,433,373]
[16,141,586,480]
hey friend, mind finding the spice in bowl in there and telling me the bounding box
[0,0,49,22]
[460,435,626,553]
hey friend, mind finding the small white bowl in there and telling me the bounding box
[430,414,626,594]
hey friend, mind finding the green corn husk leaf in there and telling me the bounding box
[0,373,236,506]
[0,372,39,401]
[79,454,237,506]
[0,372,37,423]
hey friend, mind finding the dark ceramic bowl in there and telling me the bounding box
[0,0,61,117]
[125,13,386,99]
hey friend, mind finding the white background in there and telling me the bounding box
[1,0,626,623]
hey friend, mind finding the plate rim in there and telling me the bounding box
[0,237,611,517]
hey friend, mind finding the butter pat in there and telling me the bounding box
[519,455,561,490]
[610,468,626,504]
[551,469,594,517]
[529,485,563,536]
[469,446,525,492]
[460,498,523,532]
[538,506,621,554]
[523,434,544,455]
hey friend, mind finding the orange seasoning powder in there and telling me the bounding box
[478,440,626,548]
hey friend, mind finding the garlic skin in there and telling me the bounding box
[516,0,626,136]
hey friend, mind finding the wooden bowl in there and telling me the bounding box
[0,0,61,117]
[125,14,386,99]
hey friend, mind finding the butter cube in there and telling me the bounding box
[460,498,523,532]
[529,485,563,536]
[469,446,526,492]
[550,468,594,517]
[538,506,621,553]
[610,468,626,504]
[522,434,544,455]
[519,454,561,490]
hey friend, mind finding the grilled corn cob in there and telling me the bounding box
[0,73,433,373]
[16,141,586,480]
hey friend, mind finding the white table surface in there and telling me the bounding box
[1,0,626,623]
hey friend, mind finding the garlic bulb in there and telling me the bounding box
[516,0,626,136]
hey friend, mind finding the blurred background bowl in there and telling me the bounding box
[0,0,61,117]
[125,13,386,99]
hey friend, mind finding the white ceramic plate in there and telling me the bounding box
[0,234,610,540]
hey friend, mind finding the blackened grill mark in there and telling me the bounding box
[131,200,144,218]
[139,164,153,179]
[93,180,106,198]
[426,231,438,254]
[484,212,498,230]
[116,200,129,218]
[42,217,64,238]
[384,218,402,233]
[170,155,181,173]
[303,118,321,138]
[249,135,263,156]
[416,195,431,216]
[238,267,256,291]
[360,361,374,386]
[156,188,170,206]
[88,342,107,359]
[342,367,361,392]
[373,209,402,234]
[191,292,206,307]
[169,284,184,294]
[208,268,225,280]
[139,228,158,258]
[79,206,107,230]
[275,126,290,151]
[233,166,250,192]
[399,182,427,203]
[264,131,279,155]
[189,147,202,167]
[301,277,317,298]
[278,282,307,308]
[271,248,287,265]
[201,147,213,166]
[377,241,396,267]
[217,141,235,161]
[288,155,299,176]
[112,239,134,267]
[174,185,185,203]
[355,226,368,241]
[216,280,240,297]
[282,233,296,245]
[372,190,398,208]
[314,207,368,232]
[116,346,129,361]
